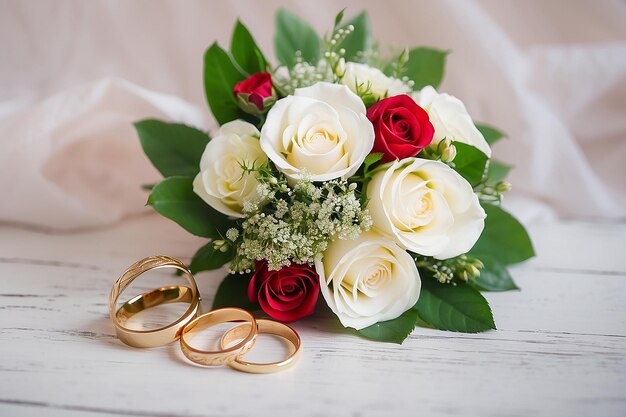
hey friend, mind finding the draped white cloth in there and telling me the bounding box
[1,0,625,230]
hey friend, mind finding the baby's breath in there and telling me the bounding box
[225,228,240,242]
[278,57,337,94]
[230,170,371,272]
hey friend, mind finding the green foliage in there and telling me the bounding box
[362,152,383,175]
[339,11,372,62]
[486,160,513,184]
[147,177,234,238]
[357,306,419,344]
[415,273,496,332]
[451,142,489,187]
[470,255,519,292]
[404,47,447,89]
[134,120,209,178]
[333,9,345,27]
[275,9,321,68]
[470,203,535,265]
[189,242,236,274]
[230,19,268,75]
[212,273,260,310]
[350,152,383,206]
[203,42,249,125]
[476,123,505,145]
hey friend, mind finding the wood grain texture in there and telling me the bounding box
[0,214,625,417]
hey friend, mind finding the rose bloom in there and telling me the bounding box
[367,158,485,259]
[192,120,267,218]
[341,62,410,100]
[367,95,434,162]
[315,230,421,330]
[413,86,491,157]
[260,82,374,182]
[233,72,275,113]
[248,261,319,322]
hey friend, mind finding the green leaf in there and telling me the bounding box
[470,203,535,265]
[147,177,233,238]
[340,11,372,62]
[333,9,345,28]
[352,152,383,206]
[405,47,447,89]
[470,255,519,292]
[451,142,488,187]
[189,242,235,274]
[230,19,268,75]
[415,274,496,333]
[212,274,260,311]
[363,152,383,174]
[476,123,505,145]
[203,42,248,125]
[486,160,513,184]
[134,120,209,178]
[357,306,418,344]
[274,9,321,68]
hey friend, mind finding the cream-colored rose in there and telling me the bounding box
[413,86,491,157]
[192,120,267,218]
[315,230,421,330]
[342,62,410,99]
[367,158,485,259]
[260,82,374,182]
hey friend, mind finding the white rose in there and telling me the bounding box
[342,62,410,99]
[315,230,421,330]
[367,158,485,259]
[193,120,267,218]
[260,82,374,182]
[413,86,491,157]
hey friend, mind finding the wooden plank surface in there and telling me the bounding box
[1,214,625,417]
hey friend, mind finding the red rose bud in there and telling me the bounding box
[248,261,319,322]
[367,94,434,162]
[233,72,275,114]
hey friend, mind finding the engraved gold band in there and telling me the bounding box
[180,308,258,366]
[219,319,301,374]
[109,256,200,348]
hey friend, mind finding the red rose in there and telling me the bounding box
[248,261,319,322]
[367,94,434,162]
[233,72,275,114]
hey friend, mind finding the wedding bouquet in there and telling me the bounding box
[135,9,534,343]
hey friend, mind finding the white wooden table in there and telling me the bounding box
[1,213,625,417]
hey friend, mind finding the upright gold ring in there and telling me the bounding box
[219,319,301,374]
[180,308,257,366]
[109,255,200,348]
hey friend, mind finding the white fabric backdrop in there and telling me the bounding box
[1,0,625,230]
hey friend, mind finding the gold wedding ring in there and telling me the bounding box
[116,285,194,321]
[219,319,301,374]
[180,308,258,366]
[109,256,200,348]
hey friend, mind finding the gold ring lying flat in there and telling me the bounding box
[219,319,301,374]
[180,308,257,366]
[109,256,200,348]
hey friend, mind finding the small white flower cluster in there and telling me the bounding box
[280,57,336,94]
[232,177,371,272]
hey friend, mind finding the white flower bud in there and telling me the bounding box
[495,181,512,193]
[441,143,457,162]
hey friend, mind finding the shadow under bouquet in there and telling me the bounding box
[135,9,534,343]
